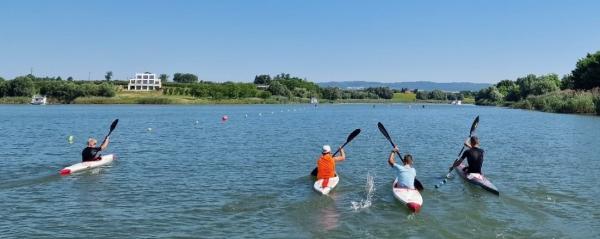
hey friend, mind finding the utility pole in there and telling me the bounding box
[88,72,91,81]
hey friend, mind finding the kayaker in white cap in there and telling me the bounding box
[81,137,110,162]
[316,145,345,180]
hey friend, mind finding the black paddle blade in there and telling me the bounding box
[110,119,119,132]
[469,116,479,136]
[414,178,424,192]
[347,129,361,142]
[377,122,394,146]
[332,128,362,156]
[310,167,318,176]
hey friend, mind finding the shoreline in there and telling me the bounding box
[0,96,469,105]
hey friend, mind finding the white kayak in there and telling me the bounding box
[313,176,339,195]
[59,154,116,175]
[392,179,423,213]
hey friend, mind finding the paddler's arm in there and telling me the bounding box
[333,148,345,161]
[388,145,399,167]
[451,150,468,169]
[100,136,110,151]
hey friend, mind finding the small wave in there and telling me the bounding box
[351,172,375,211]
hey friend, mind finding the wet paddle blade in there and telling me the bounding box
[469,116,479,136]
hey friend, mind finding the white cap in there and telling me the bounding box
[322,145,331,153]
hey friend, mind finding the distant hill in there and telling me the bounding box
[317,81,491,92]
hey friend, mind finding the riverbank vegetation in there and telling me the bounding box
[1,72,474,105]
[474,51,600,115]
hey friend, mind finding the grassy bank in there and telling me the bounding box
[0,97,30,104]
[510,89,600,114]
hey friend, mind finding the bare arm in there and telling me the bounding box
[451,150,467,169]
[388,145,399,167]
[333,148,345,161]
[100,136,110,151]
[388,150,396,167]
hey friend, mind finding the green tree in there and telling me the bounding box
[571,51,600,90]
[8,76,35,97]
[0,78,7,97]
[105,71,113,81]
[97,83,116,97]
[254,74,272,85]
[516,74,537,98]
[67,76,74,81]
[505,84,521,101]
[259,91,271,99]
[530,78,559,95]
[561,74,574,90]
[320,87,342,100]
[428,89,447,100]
[268,81,291,97]
[476,86,503,105]
[416,91,429,100]
[159,74,169,82]
[173,73,199,83]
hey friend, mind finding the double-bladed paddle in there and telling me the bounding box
[435,116,479,188]
[377,122,424,191]
[92,119,119,159]
[310,128,361,176]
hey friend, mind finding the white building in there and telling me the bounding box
[128,73,162,91]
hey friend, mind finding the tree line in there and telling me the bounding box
[475,50,600,114]
[0,75,116,103]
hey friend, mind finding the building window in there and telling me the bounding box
[136,86,141,90]
[143,80,148,84]
[149,80,154,84]
[137,80,141,84]
[143,75,148,79]
[137,75,142,79]
[150,75,155,79]
[142,86,147,90]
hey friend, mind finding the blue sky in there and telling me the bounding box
[1,0,599,83]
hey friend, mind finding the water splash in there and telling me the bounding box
[351,173,375,211]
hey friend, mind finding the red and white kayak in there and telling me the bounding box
[313,176,339,195]
[392,179,423,213]
[455,163,499,195]
[59,154,116,175]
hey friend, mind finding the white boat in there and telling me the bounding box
[31,95,47,105]
[392,179,423,213]
[60,154,116,175]
[313,176,339,195]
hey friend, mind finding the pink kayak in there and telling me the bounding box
[455,163,499,195]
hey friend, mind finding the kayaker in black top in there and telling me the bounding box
[82,137,110,162]
[452,136,484,174]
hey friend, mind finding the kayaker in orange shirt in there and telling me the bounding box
[316,145,345,179]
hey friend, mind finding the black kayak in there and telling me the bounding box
[455,163,499,195]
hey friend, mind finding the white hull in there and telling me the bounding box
[60,154,115,175]
[313,176,339,195]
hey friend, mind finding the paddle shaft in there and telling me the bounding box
[92,119,118,159]
[378,122,423,191]
[311,129,360,176]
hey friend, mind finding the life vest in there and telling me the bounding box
[317,153,335,179]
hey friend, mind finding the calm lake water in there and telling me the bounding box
[1,104,599,238]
